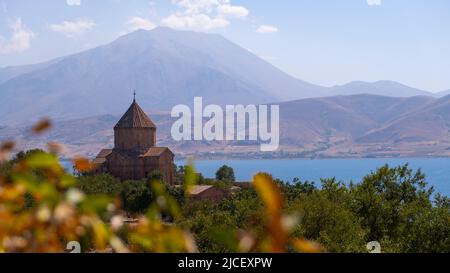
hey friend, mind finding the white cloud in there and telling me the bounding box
[50,18,95,38]
[367,0,382,6]
[127,16,157,32]
[162,0,249,31]
[66,0,81,6]
[0,18,35,54]
[256,25,279,34]
[161,13,229,30]
[217,4,249,18]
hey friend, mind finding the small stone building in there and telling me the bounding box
[94,98,175,185]
[188,185,229,202]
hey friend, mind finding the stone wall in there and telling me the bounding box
[104,150,175,184]
[114,128,156,154]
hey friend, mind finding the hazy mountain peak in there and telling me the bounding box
[330,80,432,98]
[436,89,450,97]
[0,27,445,126]
[0,27,327,125]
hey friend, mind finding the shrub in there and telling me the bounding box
[77,173,122,197]
[215,165,236,183]
[121,180,153,213]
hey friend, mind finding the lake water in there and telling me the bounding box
[62,158,450,196]
[175,158,450,196]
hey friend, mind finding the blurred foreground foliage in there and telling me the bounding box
[0,120,449,253]
[0,129,319,253]
[0,148,197,253]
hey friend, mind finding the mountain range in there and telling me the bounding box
[0,27,448,126]
[2,94,449,159]
[1,27,449,159]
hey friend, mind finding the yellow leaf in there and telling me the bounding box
[253,172,286,253]
[253,173,282,215]
[183,159,197,196]
[26,152,59,169]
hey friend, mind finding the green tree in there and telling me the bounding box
[121,180,153,213]
[349,164,434,249]
[216,165,236,182]
[292,190,367,253]
[277,178,316,201]
[167,185,185,205]
[1,149,46,177]
[178,189,264,253]
[176,165,206,185]
[147,170,164,183]
[400,204,450,252]
[288,178,366,253]
[77,173,122,196]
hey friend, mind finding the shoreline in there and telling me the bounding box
[59,155,450,162]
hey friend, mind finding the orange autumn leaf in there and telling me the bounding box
[73,157,95,172]
[253,172,286,253]
[292,238,323,253]
[0,185,26,201]
[0,141,15,152]
[31,119,52,134]
[253,173,283,215]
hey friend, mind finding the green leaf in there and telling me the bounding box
[26,152,59,169]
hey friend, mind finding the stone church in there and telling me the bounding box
[93,98,175,185]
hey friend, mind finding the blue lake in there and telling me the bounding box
[175,158,450,196]
[62,158,450,196]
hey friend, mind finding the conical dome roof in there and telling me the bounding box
[114,100,156,129]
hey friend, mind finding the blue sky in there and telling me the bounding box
[0,0,449,92]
